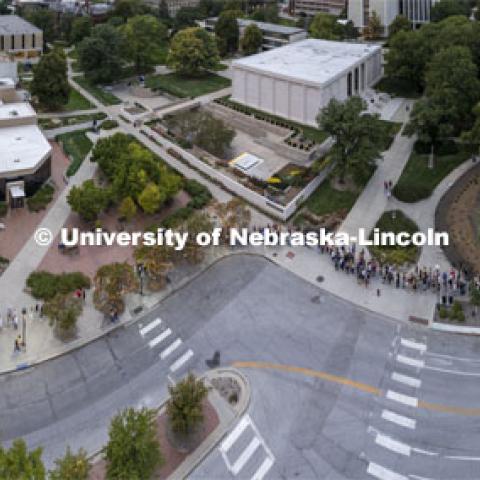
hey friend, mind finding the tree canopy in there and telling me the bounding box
[67,180,110,222]
[70,16,92,45]
[431,0,471,22]
[388,14,411,38]
[49,447,90,480]
[317,97,384,185]
[240,22,263,55]
[0,439,45,480]
[309,13,342,40]
[122,15,168,72]
[31,49,69,111]
[105,408,163,480]
[78,24,125,84]
[215,11,240,56]
[168,27,219,76]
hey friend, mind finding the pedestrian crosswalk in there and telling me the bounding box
[365,326,427,480]
[219,415,275,480]
[137,317,195,382]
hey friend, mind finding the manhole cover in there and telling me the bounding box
[316,275,324,283]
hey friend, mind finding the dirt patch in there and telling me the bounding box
[88,398,219,479]
[436,162,480,275]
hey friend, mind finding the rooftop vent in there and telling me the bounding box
[9,110,18,116]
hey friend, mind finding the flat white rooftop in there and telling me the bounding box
[232,39,381,86]
[0,102,36,121]
[0,123,51,177]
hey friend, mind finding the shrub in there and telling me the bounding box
[0,201,7,217]
[50,447,90,480]
[449,301,465,322]
[26,271,91,301]
[101,119,119,130]
[184,179,212,209]
[438,305,448,319]
[436,140,459,156]
[162,206,194,229]
[27,184,55,212]
[414,140,431,154]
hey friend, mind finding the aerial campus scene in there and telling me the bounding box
[1,0,480,478]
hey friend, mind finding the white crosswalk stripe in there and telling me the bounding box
[148,328,172,349]
[391,372,421,388]
[219,415,275,479]
[396,354,425,369]
[139,318,162,337]
[400,338,427,353]
[169,349,194,372]
[367,462,408,480]
[160,338,182,359]
[381,409,416,430]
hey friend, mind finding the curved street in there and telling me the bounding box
[2,255,480,479]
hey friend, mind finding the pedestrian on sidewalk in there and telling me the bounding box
[0,313,3,332]
[14,336,21,353]
[13,313,18,330]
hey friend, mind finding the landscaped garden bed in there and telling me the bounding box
[368,210,420,265]
[38,112,106,130]
[26,184,55,212]
[56,129,93,176]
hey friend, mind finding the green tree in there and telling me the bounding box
[424,46,480,131]
[111,0,150,22]
[49,447,90,480]
[119,196,137,221]
[431,0,470,22]
[168,27,219,76]
[215,11,240,56]
[0,0,10,14]
[67,180,110,222]
[122,15,168,73]
[194,113,235,157]
[404,97,454,157]
[93,262,139,314]
[461,103,480,158]
[317,97,384,184]
[78,24,125,84]
[44,293,83,339]
[240,23,262,54]
[105,408,163,480]
[343,20,359,39]
[174,6,203,30]
[158,0,171,23]
[31,49,69,111]
[388,14,411,38]
[385,29,428,93]
[365,10,383,39]
[70,16,92,45]
[91,133,134,179]
[476,0,480,20]
[309,13,341,40]
[25,9,55,44]
[58,12,75,43]
[0,439,45,480]
[138,183,164,214]
[166,373,208,435]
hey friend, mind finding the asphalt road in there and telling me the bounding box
[2,255,480,479]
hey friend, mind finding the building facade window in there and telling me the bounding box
[347,72,352,96]
[21,34,25,49]
[354,67,359,93]
[32,33,35,48]
[0,35,3,51]
[11,34,14,50]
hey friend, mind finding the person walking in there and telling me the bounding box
[14,336,21,353]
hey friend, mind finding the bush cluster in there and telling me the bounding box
[27,184,55,212]
[27,271,91,301]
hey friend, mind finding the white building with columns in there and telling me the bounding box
[231,39,383,127]
[348,0,440,34]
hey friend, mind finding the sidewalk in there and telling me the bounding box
[340,101,416,246]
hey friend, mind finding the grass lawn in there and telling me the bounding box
[369,210,420,265]
[306,179,359,217]
[64,87,95,111]
[393,148,470,203]
[146,72,231,98]
[56,129,93,177]
[74,76,122,106]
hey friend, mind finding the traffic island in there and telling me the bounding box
[88,368,250,479]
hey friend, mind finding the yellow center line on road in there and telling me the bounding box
[233,361,480,417]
